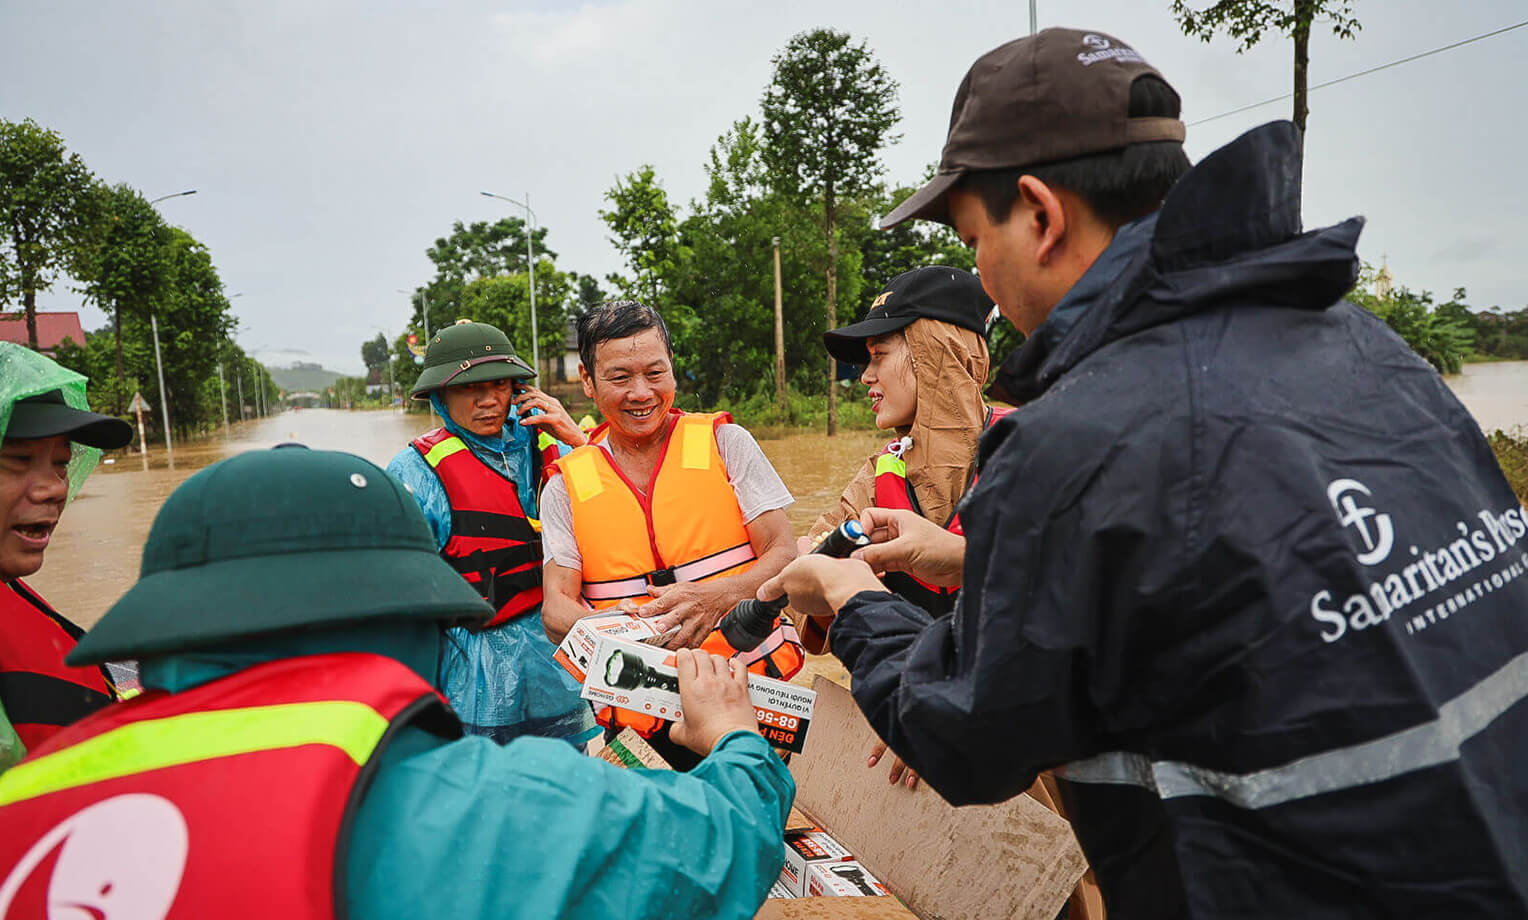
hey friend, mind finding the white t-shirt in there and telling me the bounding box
[540,423,793,571]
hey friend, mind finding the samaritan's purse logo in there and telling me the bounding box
[1327,478,1394,566]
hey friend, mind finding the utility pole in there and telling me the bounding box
[480,191,540,376]
[236,370,246,422]
[1029,0,1037,34]
[150,313,173,452]
[216,361,229,433]
[772,236,786,417]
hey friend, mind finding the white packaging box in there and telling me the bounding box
[767,879,796,900]
[579,635,817,752]
[778,830,853,897]
[807,860,891,897]
[554,613,666,682]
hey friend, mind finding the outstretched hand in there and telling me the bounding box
[853,507,965,588]
[757,555,885,620]
[670,648,758,756]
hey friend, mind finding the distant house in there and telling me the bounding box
[0,312,86,357]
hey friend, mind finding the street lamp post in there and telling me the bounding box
[479,191,540,376]
[144,189,197,452]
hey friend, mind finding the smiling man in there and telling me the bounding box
[539,300,803,768]
[0,343,132,767]
[386,319,597,748]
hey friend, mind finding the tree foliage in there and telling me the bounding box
[600,166,682,304]
[360,332,390,371]
[414,218,556,332]
[1348,264,1473,375]
[761,28,899,434]
[0,118,99,348]
[1171,1,1361,133]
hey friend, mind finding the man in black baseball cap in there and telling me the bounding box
[0,343,133,769]
[764,26,1528,919]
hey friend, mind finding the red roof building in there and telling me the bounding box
[0,312,87,356]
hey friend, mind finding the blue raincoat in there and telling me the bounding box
[386,394,597,747]
[137,621,793,920]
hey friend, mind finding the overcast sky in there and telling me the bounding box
[5,0,1524,375]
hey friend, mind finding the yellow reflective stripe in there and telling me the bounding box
[680,418,711,471]
[423,436,468,468]
[563,450,603,504]
[875,452,906,478]
[537,431,556,452]
[0,701,388,808]
[528,517,542,534]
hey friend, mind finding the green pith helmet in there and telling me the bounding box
[67,446,493,665]
[410,319,535,399]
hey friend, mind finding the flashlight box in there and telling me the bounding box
[555,613,667,682]
[766,880,795,900]
[777,830,853,897]
[807,861,890,898]
[580,635,817,753]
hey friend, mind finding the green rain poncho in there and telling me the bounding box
[0,343,107,501]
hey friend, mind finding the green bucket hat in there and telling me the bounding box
[410,319,535,399]
[68,446,493,665]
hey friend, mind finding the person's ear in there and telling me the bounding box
[578,362,595,400]
[1016,175,1067,267]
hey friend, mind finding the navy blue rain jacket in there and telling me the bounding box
[831,122,1528,919]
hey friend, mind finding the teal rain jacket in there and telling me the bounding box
[386,394,597,746]
[137,621,794,920]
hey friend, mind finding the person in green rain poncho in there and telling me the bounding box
[0,445,792,920]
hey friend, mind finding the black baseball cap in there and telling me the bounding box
[5,390,133,449]
[882,28,1184,229]
[823,267,993,365]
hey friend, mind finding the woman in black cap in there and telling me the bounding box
[0,343,133,768]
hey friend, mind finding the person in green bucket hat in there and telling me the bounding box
[386,319,598,748]
[0,445,794,919]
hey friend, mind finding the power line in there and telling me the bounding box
[1188,19,1528,128]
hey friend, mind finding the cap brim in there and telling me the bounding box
[880,171,963,229]
[822,315,918,365]
[5,401,134,450]
[67,546,494,664]
[411,356,536,398]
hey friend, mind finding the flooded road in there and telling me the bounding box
[31,409,886,632]
[1444,360,1528,435]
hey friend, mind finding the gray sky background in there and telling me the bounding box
[4,1,1525,375]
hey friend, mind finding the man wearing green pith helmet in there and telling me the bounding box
[0,445,793,919]
[386,319,598,747]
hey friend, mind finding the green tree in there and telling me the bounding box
[0,118,98,348]
[600,166,682,304]
[361,332,390,372]
[1171,1,1361,135]
[418,218,555,331]
[75,182,174,412]
[457,263,572,363]
[1348,264,1473,375]
[761,28,899,434]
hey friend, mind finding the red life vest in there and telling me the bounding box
[411,428,554,629]
[0,652,455,920]
[871,406,1015,614]
[0,580,114,752]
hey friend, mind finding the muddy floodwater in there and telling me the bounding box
[30,361,1528,689]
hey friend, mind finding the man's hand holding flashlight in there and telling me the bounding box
[671,649,758,756]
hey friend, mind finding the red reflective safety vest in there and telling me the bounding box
[412,428,557,628]
[871,406,1015,615]
[0,652,455,919]
[0,580,114,752]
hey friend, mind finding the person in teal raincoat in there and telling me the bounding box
[386,320,597,747]
[0,446,792,919]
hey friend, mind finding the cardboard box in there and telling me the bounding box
[806,861,889,898]
[591,727,671,770]
[554,613,666,682]
[778,831,852,897]
[767,880,796,900]
[751,675,1089,920]
[580,635,817,752]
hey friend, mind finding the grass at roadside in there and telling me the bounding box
[1488,427,1528,504]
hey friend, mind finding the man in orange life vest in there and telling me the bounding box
[0,445,794,919]
[387,320,598,747]
[540,300,805,768]
[0,343,133,770]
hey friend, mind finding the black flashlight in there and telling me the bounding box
[830,863,880,896]
[603,649,679,693]
[718,519,870,652]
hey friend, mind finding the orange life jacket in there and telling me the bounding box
[0,580,114,752]
[871,406,1015,615]
[411,428,553,628]
[552,410,804,736]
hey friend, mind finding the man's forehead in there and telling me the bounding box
[595,331,669,366]
[0,436,71,452]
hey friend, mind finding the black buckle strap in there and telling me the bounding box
[646,567,677,587]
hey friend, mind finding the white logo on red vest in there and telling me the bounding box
[1327,478,1395,565]
[0,794,188,919]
